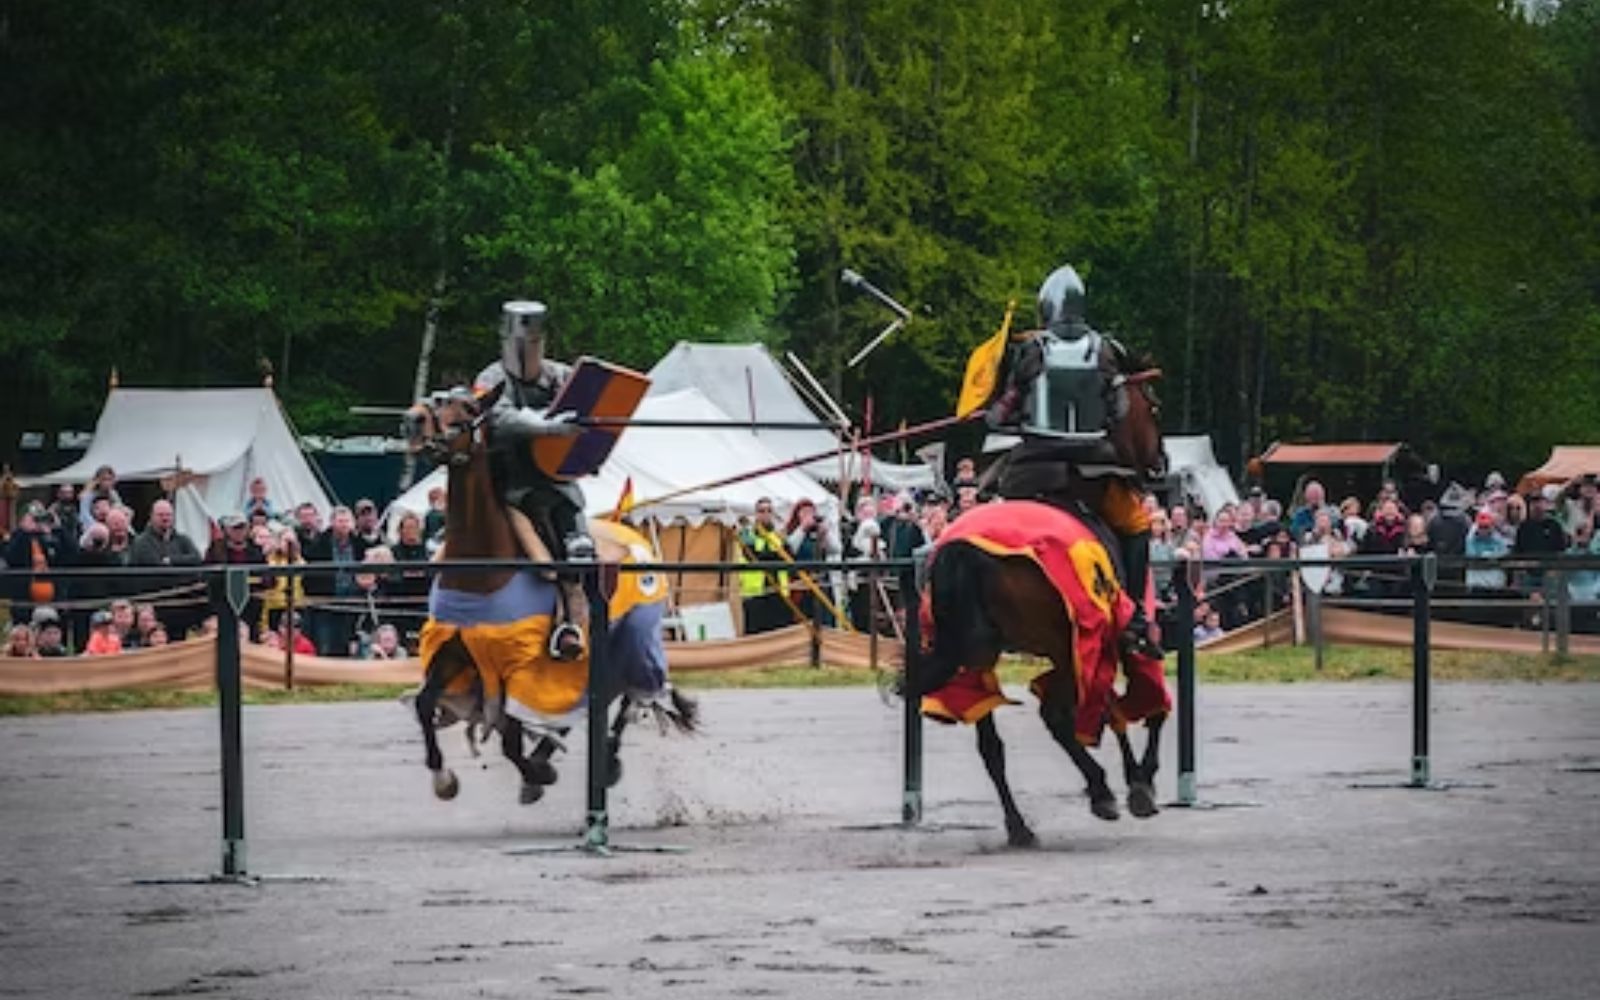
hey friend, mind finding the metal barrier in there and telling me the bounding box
[5,550,1600,875]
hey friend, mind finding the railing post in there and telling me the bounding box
[900,562,923,827]
[1175,556,1198,806]
[1555,568,1570,658]
[1410,553,1436,788]
[584,568,612,854]
[213,568,248,879]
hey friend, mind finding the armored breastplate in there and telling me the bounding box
[1022,331,1108,440]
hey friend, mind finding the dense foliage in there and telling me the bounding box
[3,1,1596,476]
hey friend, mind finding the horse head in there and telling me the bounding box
[1103,345,1166,484]
[404,383,505,467]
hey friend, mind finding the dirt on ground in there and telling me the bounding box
[0,682,1596,999]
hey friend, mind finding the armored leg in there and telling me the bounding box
[1118,531,1164,659]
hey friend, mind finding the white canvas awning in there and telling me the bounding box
[646,342,937,492]
[23,388,333,546]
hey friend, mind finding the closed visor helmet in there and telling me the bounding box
[1036,264,1087,337]
[500,300,548,381]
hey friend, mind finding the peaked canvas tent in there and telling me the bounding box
[1516,446,1600,495]
[1162,435,1241,516]
[646,342,936,492]
[26,388,333,549]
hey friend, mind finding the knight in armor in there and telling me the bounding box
[473,300,594,661]
[984,264,1163,658]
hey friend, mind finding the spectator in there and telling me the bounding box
[78,465,123,526]
[1201,506,1248,563]
[5,502,63,626]
[882,496,926,562]
[953,484,980,518]
[951,456,979,491]
[242,476,277,521]
[1400,514,1433,555]
[919,498,949,545]
[353,499,384,549]
[84,609,122,656]
[1149,509,1176,595]
[367,623,407,661]
[293,502,323,551]
[48,484,82,545]
[1290,480,1338,541]
[277,612,317,655]
[133,604,161,646]
[109,598,137,649]
[737,498,792,636]
[144,624,170,648]
[1339,497,1369,547]
[207,514,266,566]
[846,516,884,632]
[1194,608,1224,645]
[1499,493,1527,545]
[130,499,203,569]
[1514,486,1570,595]
[1428,487,1471,559]
[78,508,136,606]
[1362,498,1407,555]
[5,625,36,658]
[1561,474,1598,539]
[1465,509,1510,591]
[424,487,447,542]
[784,499,839,628]
[1169,504,1191,546]
[305,505,367,655]
[32,610,68,657]
[390,512,431,600]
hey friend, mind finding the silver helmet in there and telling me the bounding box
[1036,264,1087,337]
[500,300,548,382]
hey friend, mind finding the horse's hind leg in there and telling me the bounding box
[1129,714,1166,819]
[607,697,630,788]
[976,715,1036,848]
[501,724,549,805]
[416,637,470,800]
[1039,691,1119,821]
[1115,726,1158,818]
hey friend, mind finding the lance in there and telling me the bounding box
[611,411,983,517]
[350,406,840,432]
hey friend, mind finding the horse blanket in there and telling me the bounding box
[419,520,672,726]
[919,500,1170,746]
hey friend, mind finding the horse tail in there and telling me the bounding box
[920,541,1003,693]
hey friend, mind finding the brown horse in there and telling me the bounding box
[404,387,696,805]
[916,346,1168,847]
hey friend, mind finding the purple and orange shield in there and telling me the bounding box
[532,357,651,481]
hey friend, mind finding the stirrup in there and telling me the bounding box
[549,622,586,661]
[564,536,596,563]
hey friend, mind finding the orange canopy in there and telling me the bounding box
[1259,442,1404,466]
[1515,446,1600,495]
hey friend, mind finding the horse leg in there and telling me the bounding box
[976,715,1036,848]
[1039,691,1119,821]
[415,648,463,801]
[1129,714,1166,819]
[607,696,630,788]
[1115,726,1157,818]
[500,723,548,805]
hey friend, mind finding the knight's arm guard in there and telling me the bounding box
[986,336,1043,429]
[487,400,581,444]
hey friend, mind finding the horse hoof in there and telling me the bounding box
[1090,796,1120,822]
[606,757,624,788]
[1128,783,1159,819]
[433,769,460,801]
[519,782,545,805]
[528,760,559,786]
[1007,825,1039,849]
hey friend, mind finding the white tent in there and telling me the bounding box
[1163,435,1240,516]
[646,342,937,492]
[26,388,333,547]
[387,387,837,533]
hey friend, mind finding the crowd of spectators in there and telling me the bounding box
[0,466,448,661]
[6,459,1597,659]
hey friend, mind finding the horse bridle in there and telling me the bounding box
[410,391,490,467]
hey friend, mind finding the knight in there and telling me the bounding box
[472,300,594,661]
[984,264,1164,658]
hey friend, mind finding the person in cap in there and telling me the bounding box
[30,607,68,658]
[982,263,1164,657]
[1513,485,1571,594]
[84,609,123,656]
[4,502,63,626]
[469,300,592,660]
[353,498,385,548]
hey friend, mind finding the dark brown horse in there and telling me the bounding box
[917,347,1168,847]
[404,387,696,805]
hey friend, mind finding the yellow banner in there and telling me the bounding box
[955,300,1017,418]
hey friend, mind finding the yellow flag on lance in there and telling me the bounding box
[955,299,1018,418]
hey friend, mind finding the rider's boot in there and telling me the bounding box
[549,529,594,661]
[1118,531,1164,660]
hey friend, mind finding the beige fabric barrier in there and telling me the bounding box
[10,605,1589,697]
